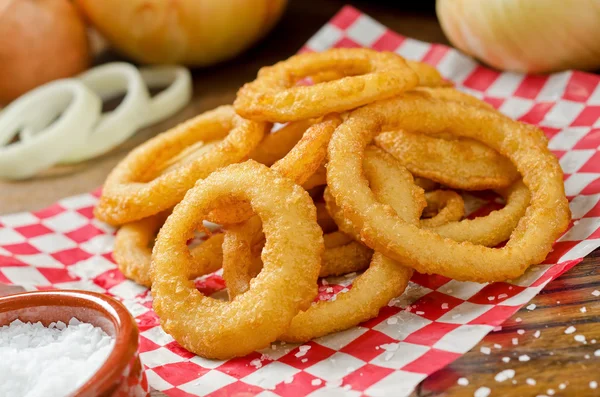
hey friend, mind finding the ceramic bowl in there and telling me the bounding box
[0,289,148,397]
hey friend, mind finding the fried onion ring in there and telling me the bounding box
[151,161,323,359]
[279,147,416,342]
[421,190,465,228]
[327,93,570,282]
[208,115,341,226]
[94,105,267,225]
[234,48,419,122]
[374,129,519,190]
[113,212,223,287]
[429,180,530,247]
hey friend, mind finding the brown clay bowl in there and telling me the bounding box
[0,289,148,397]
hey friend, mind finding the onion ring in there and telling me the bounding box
[0,79,101,180]
[429,180,530,247]
[208,115,340,226]
[139,66,192,127]
[234,48,419,122]
[113,212,224,287]
[375,87,519,190]
[279,146,416,342]
[374,129,519,190]
[406,60,452,87]
[421,190,465,228]
[249,120,313,166]
[151,161,323,359]
[327,92,570,282]
[94,105,267,225]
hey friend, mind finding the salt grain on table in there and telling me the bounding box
[0,318,114,397]
[474,386,491,397]
[457,377,469,386]
[565,326,576,334]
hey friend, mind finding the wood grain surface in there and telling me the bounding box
[2,1,598,396]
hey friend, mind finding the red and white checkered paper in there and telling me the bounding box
[2,5,600,397]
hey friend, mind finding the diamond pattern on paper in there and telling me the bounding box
[1,5,600,397]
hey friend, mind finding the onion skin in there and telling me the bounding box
[76,0,288,66]
[0,0,90,105]
[437,0,600,74]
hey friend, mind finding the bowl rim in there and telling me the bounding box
[0,289,139,397]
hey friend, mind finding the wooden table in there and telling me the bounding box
[2,1,599,395]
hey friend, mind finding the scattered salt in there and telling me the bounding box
[534,330,541,338]
[512,338,519,345]
[547,389,555,396]
[480,347,491,355]
[565,326,576,334]
[585,354,590,359]
[250,359,263,369]
[326,287,333,293]
[502,357,511,363]
[295,345,311,358]
[517,329,525,335]
[575,335,586,343]
[441,303,449,310]
[558,383,566,390]
[495,369,515,382]
[498,294,508,299]
[527,304,536,310]
[581,307,587,313]
[515,317,522,323]
[387,317,398,325]
[488,296,495,301]
[301,358,308,363]
[494,344,502,349]
[591,381,598,389]
[592,290,600,297]
[416,311,425,315]
[457,377,469,386]
[594,349,600,357]
[474,386,491,397]
[526,378,537,386]
[0,318,114,397]
[311,379,322,386]
[519,355,530,362]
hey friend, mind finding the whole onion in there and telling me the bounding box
[437,0,600,74]
[76,0,288,67]
[0,0,90,105]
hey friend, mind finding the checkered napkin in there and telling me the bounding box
[2,5,600,397]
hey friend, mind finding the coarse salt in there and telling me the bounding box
[515,317,522,322]
[547,389,555,396]
[311,379,322,386]
[534,330,541,338]
[457,377,469,386]
[595,349,600,357]
[519,355,530,362]
[441,303,449,310]
[474,386,491,397]
[591,381,598,389]
[0,318,114,397]
[527,304,536,310]
[592,290,600,297]
[575,335,586,343]
[526,378,537,386]
[502,357,510,363]
[495,369,515,382]
[512,338,519,345]
[494,344,502,349]
[295,345,311,358]
[480,346,491,355]
[565,326,576,334]
[517,329,525,335]
[581,307,587,313]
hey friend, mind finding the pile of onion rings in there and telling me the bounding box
[97,48,570,358]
